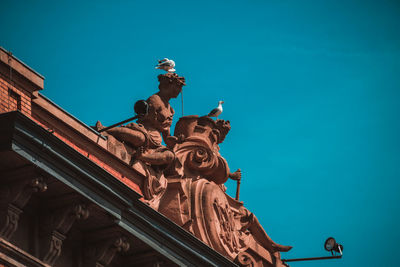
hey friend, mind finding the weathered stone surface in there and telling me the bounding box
[98,72,291,266]
[0,175,47,240]
[0,52,237,267]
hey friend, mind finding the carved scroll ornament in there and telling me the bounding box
[42,203,89,265]
[0,176,47,240]
[158,115,291,266]
[85,236,130,267]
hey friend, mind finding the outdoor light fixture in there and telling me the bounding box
[282,237,343,265]
[98,100,148,133]
[324,237,343,255]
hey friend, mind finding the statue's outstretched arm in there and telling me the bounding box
[106,126,146,148]
[136,147,175,165]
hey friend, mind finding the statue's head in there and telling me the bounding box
[138,96,174,133]
[158,73,186,99]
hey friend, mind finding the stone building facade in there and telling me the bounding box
[0,47,290,267]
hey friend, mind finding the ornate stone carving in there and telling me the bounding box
[189,179,241,258]
[43,230,65,265]
[164,116,230,184]
[0,204,22,240]
[234,252,256,267]
[158,115,291,266]
[106,73,185,149]
[0,176,47,240]
[97,73,185,209]
[85,236,130,267]
[97,69,291,266]
[213,199,239,253]
[42,203,89,265]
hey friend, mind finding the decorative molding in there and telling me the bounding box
[42,203,89,265]
[1,112,238,267]
[0,204,22,241]
[0,237,48,267]
[234,252,255,267]
[85,236,130,267]
[0,177,47,240]
[42,230,65,265]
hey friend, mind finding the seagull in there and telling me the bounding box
[208,101,224,118]
[155,58,176,72]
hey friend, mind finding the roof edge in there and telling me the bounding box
[0,47,44,90]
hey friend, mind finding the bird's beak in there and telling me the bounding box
[221,101,224,104]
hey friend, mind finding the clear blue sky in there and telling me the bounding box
[2,1,399,266]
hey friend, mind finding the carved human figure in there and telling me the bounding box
[98,69,292,265]
[106,73,185,166]
[139,73,184,138]
[101,73,185,208]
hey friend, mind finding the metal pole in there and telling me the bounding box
[282,255,342,262]
[98,115,138,133]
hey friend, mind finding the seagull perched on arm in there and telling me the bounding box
[155,58,176,72]
[207,101,224,118]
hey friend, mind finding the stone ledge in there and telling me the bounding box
[0,47,44,91]
[0,238,49,267]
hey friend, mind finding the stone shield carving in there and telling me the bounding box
[191,179,242,258]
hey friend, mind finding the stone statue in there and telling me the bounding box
[158,115,291,266]
[97,67,291,266]
[96,73,185,208]
[107,73,184,151]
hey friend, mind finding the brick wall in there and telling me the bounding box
[0,48,143,196]
[0,71,32,117]
[0,47,44,117]
[0,72,32,116]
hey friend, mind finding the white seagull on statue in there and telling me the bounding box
[208,101,224,118]
[155,58,176,72]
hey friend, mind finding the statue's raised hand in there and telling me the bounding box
[229,169,242,181]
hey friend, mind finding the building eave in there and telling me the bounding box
[0,111,238,267]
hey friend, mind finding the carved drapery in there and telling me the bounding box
[171,140,229,184]
[167,116,231,184]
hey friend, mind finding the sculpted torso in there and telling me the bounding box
[105,73,185,165]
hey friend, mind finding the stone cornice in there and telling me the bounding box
[0,238,48,267]
[0,47,44,92]
[0,111,238,267]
